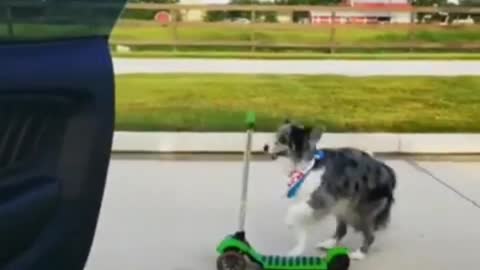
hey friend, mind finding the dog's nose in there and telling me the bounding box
[263,144,277,160]
[263,144,269,153]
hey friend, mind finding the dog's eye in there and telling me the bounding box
[278,136,287,144]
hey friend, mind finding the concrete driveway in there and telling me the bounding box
[85,158,480,270]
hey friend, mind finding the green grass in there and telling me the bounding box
[112,50,480,60]
[116,74,480,132]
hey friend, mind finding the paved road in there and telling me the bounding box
[113,58,480,76]
[85,158,480,270]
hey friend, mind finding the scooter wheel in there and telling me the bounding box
[327,254,350,270]
[217,250,248,270]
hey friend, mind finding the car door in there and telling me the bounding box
[0,0,127,269]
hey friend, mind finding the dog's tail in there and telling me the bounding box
[373,192,394,230]
[373,167,396,230]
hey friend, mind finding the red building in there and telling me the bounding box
[311,0,412,24]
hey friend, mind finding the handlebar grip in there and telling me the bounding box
[245,111,256,129]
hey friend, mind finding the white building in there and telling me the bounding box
[178,0,205,22]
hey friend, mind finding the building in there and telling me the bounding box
[311,0,412,24]
[178,0,206,22]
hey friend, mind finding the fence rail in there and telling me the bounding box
[125,3,480,13]
[111,40,480,49]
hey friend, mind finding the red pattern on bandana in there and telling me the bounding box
[288,170,305,188]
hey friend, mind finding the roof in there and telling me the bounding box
[341,1,412,11]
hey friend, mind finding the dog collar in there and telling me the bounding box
[313,150,325,160]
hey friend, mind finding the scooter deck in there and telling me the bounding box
[260,255,327,270]
[216,234,334,270]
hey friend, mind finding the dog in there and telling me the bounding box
[264,120,397,260]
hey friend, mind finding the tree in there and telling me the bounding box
[414,0,480,23]
[227,0,261,21]
[272,0,342,23]
[460,0,480,6]
[274,0,341,4]
[129,0,179,3]
[458,0,480,22]
[121,0,181,21]
[204,0,279,23]
[412,0,448,22]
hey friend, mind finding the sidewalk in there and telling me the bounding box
[112,131,480,154]
[86,159,480,270]
[113,58,480,76]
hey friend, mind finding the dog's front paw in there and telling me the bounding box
[287,246,304,257]
[349,249,366,260]
[315,238,338,250]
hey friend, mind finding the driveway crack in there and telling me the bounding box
[406,160,480,210]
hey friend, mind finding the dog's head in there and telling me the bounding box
[264,119,324,165]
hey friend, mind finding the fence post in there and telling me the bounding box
[6,5,14,38]
[329,11,336,54]
[250,8,256,52]
[171,8,178,52]
[408,9,416,52]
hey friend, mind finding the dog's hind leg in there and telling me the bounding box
[350,221,375,260]
[316,218,347,250]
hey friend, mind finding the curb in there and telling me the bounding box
[112,132,480,154]
[113,58,480,76]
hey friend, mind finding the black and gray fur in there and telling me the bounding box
[265,120,397,256]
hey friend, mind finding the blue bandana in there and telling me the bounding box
[286,150,325,199]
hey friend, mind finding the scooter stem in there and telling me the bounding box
[238,112,256,232]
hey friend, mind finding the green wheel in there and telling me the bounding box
[217,250,248,270]
[327,254,350,270]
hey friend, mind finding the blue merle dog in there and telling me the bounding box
[264,120,397,260]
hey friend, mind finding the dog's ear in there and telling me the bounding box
[307,126,324,147]
[303,125,312,134]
